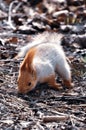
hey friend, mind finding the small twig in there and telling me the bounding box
[0,58,23,62]
[43,114,85,123]
[70,115,75,127]
[71,104,86,107]
[7,1,22,30]
[7,0,18,29]
[13,2,22,13]
[53,10,69,18]
[0,32,26,37]
[71,115,85,123]
[43,115,69,123]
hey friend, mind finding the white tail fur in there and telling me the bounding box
[17,32,63,58]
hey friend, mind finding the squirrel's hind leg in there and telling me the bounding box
[63,79,74,88]
[56,62,74,89]
[46,75,62,90]
[58,64,74,88]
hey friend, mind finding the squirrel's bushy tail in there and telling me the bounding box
[16,32,63,58]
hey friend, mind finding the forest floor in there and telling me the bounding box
[0,0,86,130]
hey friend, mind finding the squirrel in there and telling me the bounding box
[17,32,74,94]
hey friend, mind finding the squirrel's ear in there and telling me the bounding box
[20,62,28,70]
[31,69,35,77]
[26,63,36,76]
[20,62,26,71]
[25,62,33,73]
[20,61,32,72]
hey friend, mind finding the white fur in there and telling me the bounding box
[32,43,71,82]
[17,32,63,58]
[18,32,71,82]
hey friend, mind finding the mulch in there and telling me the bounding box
[0,0,86,129]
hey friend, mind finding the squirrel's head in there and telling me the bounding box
[17,62,37,94]
[17,47,37,94]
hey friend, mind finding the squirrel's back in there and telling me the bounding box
[33,43,65,64]
[32,43,70,81]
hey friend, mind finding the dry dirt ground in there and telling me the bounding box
[0,0,86,130]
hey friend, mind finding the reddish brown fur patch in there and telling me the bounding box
[44,75,62,90]
[18,70,37,93]
[20,47,37,73]
[63,79,74,88]
[18,47,37,93]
